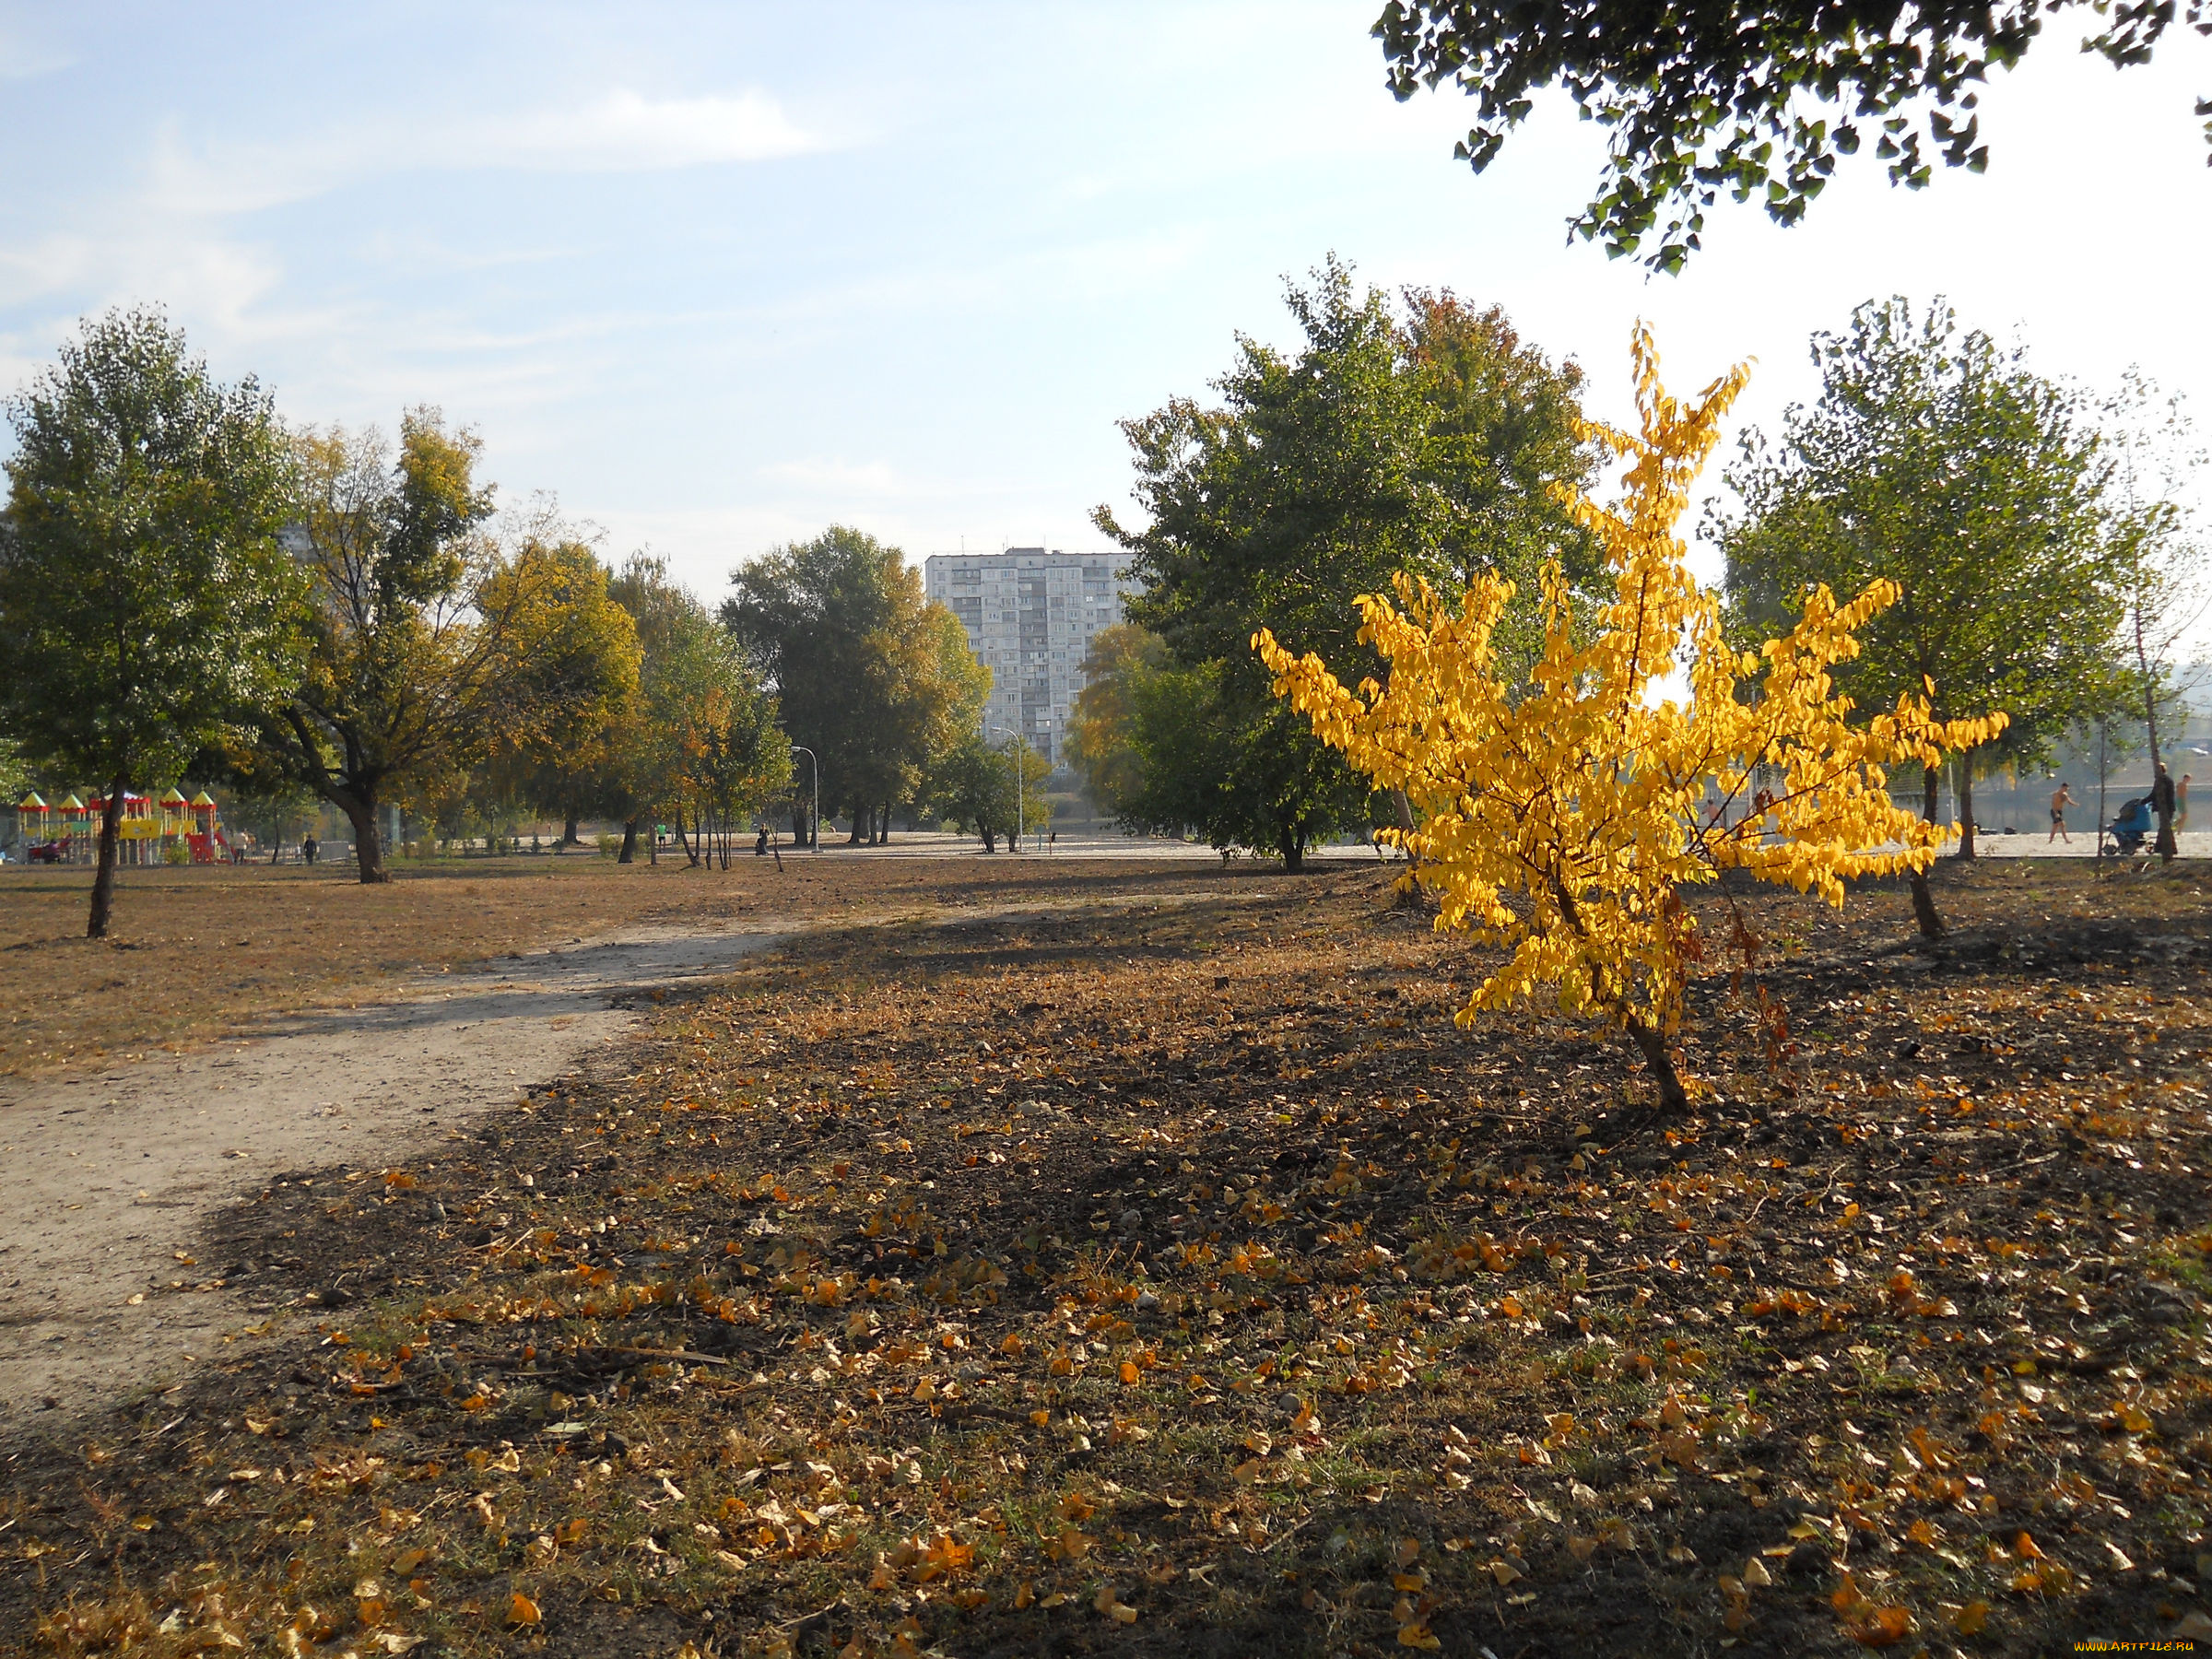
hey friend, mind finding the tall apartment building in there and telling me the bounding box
[923,547,1139,766]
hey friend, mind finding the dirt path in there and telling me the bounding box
[0,922,785,1423]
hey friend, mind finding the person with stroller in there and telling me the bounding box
[2110,794,2156,856]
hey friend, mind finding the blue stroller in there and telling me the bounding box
[2109,795,2154,855]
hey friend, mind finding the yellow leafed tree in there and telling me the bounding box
[1254,327,2005,1112]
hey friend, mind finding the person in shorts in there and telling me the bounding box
[2048,782,2075,844]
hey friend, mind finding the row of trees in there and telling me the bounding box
[0,309,1019,935]
[1066,273,2204,868]
[1717,298,2204,857]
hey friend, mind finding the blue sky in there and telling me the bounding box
[2,3,2207,601]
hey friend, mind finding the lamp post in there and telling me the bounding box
[790,746,819,853]
[988,725,1025,853]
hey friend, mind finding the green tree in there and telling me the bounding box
[1098,263,1593,866]
[0,307,301,935]
[1375,0,2212,273]
[924,731,1049,853]
[1404,288,1601,615]
[1125,658,1371,865]
[2100,371,2207,860]
[1716,298,2118,870]
[723,526,985,843]
[598,553,718,862]
[256,419,638,882]
[1064,623,1169,818]
[677,642,793,870]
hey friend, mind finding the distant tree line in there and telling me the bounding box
[0,307,1002,935]
[1068,268,2203,869]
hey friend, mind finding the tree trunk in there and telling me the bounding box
[618,817,639,864]
[1909,869,1946,940]
[1957,762,1976,860]
[674,806,698,866]
[86,775,128,938]
[1390,787,1418,862]
[339,794,390,883]
[880,801,892,843]
[1625,1014,1689,1115]
[1906,761,1948,935]
[847,810,864,844]
[1278,825,1304,874]
[560,812,581,848]
[982,827,997,853]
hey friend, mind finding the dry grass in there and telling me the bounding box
[0,851,1178,1081]
[4,858,2210,1657]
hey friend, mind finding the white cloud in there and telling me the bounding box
[147,88,826,217]
[493,88,817,173]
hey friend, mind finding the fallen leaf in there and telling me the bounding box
[1948,1600,1990,1636]
[1092,1584,1137,1623]
[1844,1605,1913,1647]
[506,1593,541,1627]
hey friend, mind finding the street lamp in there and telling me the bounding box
[988,725,1026,853]
[790,746,819,853]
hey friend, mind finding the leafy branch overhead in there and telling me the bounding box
[1373,0,2212,272]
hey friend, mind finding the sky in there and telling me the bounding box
[2,2,2208,602]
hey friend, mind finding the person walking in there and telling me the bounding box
[2153,762,2179,864]
[2048,781,2075,845]
[302,832,318,866]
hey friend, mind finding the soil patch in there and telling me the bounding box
[5,859,2208,1658]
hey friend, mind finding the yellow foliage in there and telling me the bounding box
[1254,326,2003,1104]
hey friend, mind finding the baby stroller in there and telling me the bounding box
[2108,795,2154,856]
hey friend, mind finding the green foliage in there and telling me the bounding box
[1375,0,2210,273]
[0,305,302,928]
[1715,297,2120,852]
[0,735,33,806]
[1124,658,1373,869]
[682,641,793,868]
[924,732,1050,853]
[593,552,723,855]
[1064,623,1168,818]
[723,525,985,837]
[2100,371,2208,773]
[1404,288,1601,616]
[259,420,638,880]
[1096,263,1589,864]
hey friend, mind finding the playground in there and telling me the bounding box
[12,788,241,866]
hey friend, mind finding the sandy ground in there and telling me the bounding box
[0,922,784,1424]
